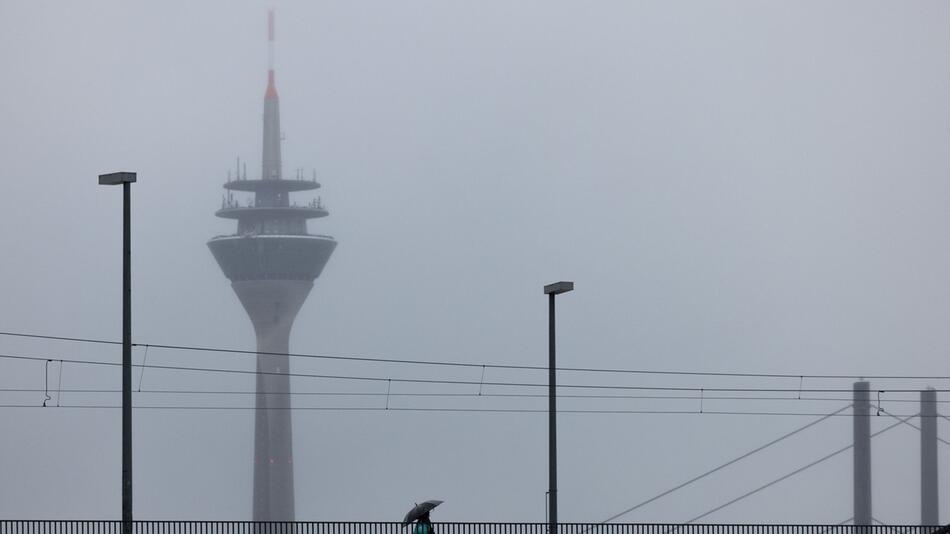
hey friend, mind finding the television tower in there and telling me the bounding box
[208,10,336,521]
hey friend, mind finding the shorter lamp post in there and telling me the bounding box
[98,171,136,534]
[543,281,573,534]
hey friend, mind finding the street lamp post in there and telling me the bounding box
[543,281,573,534]
[99,171,136,534]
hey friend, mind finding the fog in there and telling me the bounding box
[1,0,949,525]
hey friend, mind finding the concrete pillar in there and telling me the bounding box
[921,388,939,526]
[854,381,872,527]
[234,279,313,523]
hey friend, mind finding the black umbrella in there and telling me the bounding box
[402,500,443,525]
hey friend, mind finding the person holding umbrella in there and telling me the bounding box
[414,511,434,534]
[403,500,443,534]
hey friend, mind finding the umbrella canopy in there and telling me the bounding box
[402,500,443,525]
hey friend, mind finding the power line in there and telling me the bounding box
[3,388,946,405]
[0,331,120,347]
[679,414,915,524]
[0,390,935,417]
[4,385,949,410]
[2,330,949,382]
[0,403,929,417]
[599,404,852,524]
[0,352,539,388]
[3,352,950,395]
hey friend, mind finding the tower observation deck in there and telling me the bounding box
[208,10,336,522]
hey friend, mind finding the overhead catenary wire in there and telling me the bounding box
[1,338,939,527]
[0,392,935,418]
[2,387,947,404]
[1,352,949,395]
[0,403,929,417]
[0,331,121,347]
[137,344,149,392]
[1,330,949,382]
[42,359,52,407]
[2,386,948,408]
[55,360,64,407]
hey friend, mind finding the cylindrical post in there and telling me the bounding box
[542,282,571,534]
[853,381,871,528]
[122,181,133,534]
[548,293,557,534]
[921,388,938,526]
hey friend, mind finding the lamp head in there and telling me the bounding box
[98,172,137,185]
[544,281,574,295]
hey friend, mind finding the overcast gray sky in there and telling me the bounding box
[1,0,949,525]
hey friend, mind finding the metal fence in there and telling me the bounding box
[0,523,945,534]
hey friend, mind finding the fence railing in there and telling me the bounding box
[0,523,946,534]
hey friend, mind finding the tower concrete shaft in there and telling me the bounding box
[208,9,336,522]
[237,280,312,521]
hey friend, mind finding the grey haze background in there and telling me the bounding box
[1,0,949,524]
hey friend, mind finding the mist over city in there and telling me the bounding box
[0,1,948,528]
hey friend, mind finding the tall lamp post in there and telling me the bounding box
[99,171,136,534]
[543,281,573,534]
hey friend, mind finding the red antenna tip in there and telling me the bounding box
[265,9,277,99]
[268,10,275,42]
[266,71,278,98]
